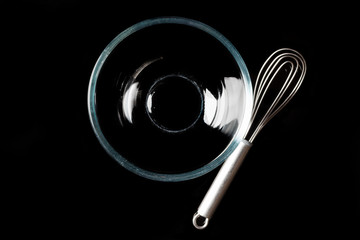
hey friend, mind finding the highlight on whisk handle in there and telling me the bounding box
[193,139,252,229]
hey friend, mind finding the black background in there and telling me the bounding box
[4,1,358,238]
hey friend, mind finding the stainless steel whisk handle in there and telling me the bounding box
[193,139,252,229]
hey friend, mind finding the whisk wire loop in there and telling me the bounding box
[247,48,306,142]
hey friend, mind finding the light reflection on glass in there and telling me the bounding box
[203,77,245,135]
[118,58,162,125]
[118,67,245,137]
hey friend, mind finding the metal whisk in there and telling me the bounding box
[193,48,307,229]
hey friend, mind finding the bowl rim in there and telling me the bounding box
[87,16,253,182]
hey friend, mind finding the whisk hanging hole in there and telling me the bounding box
[192,212,209,229]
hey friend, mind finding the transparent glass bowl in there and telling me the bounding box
[88,17,253,181]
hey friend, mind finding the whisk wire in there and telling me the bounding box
[247,48,307,142]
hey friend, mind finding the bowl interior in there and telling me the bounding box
[88,17,252,181]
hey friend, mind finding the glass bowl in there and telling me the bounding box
[88,17,253,182]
